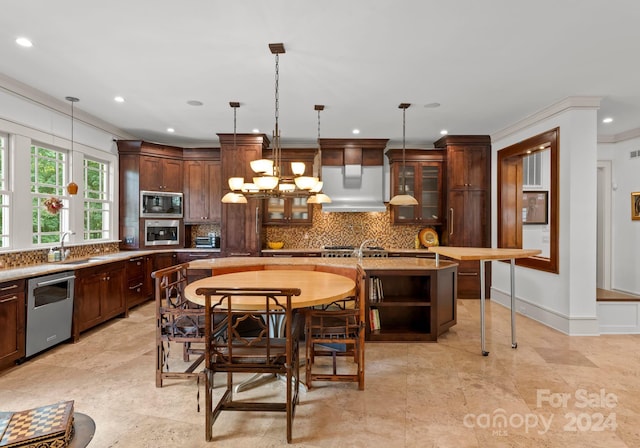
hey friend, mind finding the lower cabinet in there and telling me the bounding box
[0,279,25,369]
[177,252,220,283]
[73,261,126,341]
[364,266,457,342]
[126,255,154,309]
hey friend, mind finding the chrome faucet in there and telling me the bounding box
[354,239,378,258]
[60,231,75,260]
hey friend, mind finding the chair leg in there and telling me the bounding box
[156,342,164,388]
[205,370,212,441]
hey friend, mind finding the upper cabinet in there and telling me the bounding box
[387,149,444,225]
[218,133,269,257]
[183,148,222,224]
[435,135,491,248]
[263,148,316,225]
[140,156,183,192]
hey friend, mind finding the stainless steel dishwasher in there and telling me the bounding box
[26,271,75,357]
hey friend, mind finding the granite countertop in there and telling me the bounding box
[261,248,434,255]
[188,255,456,271]
[0,248,222,283]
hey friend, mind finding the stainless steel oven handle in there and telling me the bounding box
[36,275,76,287]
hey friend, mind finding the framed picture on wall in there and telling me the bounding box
[522,191,548,225]
[632,192,640,221]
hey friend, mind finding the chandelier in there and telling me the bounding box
[223,43,328,202]
[389,103,418,206]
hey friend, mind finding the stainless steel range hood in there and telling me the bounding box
[320,165,387,212]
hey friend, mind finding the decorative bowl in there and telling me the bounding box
[267,241,284,249]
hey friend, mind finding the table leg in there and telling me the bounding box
[510,258,517,349]
[480,259,489,356]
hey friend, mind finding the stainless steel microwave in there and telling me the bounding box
[144,219,181,246]
[140,191,183,218]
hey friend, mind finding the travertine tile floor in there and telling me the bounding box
[1,299,639,448]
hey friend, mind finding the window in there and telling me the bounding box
[0,134,9,247]
[31,144,68,244]
[523,151,542,188]
[84,157,110,240]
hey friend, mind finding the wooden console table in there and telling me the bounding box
[429,247,541,356]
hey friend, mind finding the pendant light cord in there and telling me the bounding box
[401,105,407,195]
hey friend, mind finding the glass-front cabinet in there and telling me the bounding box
[262,148,316,226]
[264,196,311,224]
[386,149,444,225]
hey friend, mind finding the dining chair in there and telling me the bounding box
[304,265,365,390]
[197,286,302,444]
[153,263,206,387]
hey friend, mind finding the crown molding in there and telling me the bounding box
[598,127,640,144]
[491,96,602,142]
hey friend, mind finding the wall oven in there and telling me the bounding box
[140,191,183,218]
[26,271,75,357]
[144,219,181,246]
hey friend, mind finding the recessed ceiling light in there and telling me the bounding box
[187,100,203,106]
[352,129,360,135]
[602,117,613,123]
[252,129,260,133]
[15,37,33,47]
[114,96,125,103]
[440,129,448,135]
[424,102,441,108]
[167,128,175,133]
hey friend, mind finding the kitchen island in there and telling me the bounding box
[188,256,458,342]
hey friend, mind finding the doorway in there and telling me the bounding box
[596,160,612,290]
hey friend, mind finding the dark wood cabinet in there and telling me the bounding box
[117,141,185,250]
[73,261,127,340]
[263,148,315,225]
[183,148,222,224]
[154,252,178,271]
[218,134,269,257]
[364,265,457,342]
[435,135,491,299]
[140,155,183,192]
[126,255,153,310]
[387,149,444,225]
[0,279,25,369]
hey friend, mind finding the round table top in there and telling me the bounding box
[185,269,356,309]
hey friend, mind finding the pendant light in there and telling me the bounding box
[389,103,418,206]
[65,96,79,195]
[221,102,248,204]
[307,105,331,204]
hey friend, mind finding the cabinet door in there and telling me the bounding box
[154,252,178,271]
[75,269,104,332]
[184,161,208,222]
[392,163,417,222]
[139,156,163,191]
[0,285,25,367]
[465,147,488,190]
[447,190,467,246]
[419,163,442,223]
[162,159,183,192]
[102,264,126,319]
[206,161,222,222]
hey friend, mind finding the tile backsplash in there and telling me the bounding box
[0,242,120,269]
[264,205,428,249]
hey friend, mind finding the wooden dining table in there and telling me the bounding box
[184,269,357,392]
[184,269,356,309]
[429,246,542,356]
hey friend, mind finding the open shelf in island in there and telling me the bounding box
[364,266,457,342]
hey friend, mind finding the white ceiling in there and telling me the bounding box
[2,0,640,148]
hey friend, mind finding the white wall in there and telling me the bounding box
[490,98,600,335]
[598,137,640,295]
[0,79,131,250]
